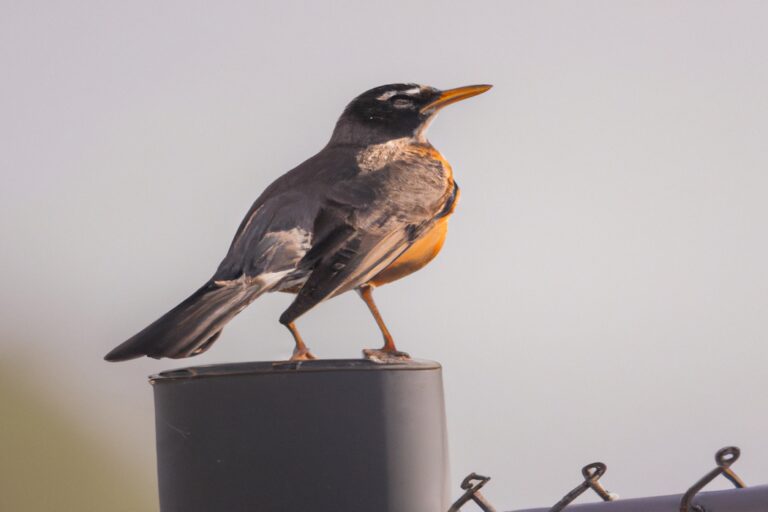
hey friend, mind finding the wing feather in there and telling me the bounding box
[279,157,453,323]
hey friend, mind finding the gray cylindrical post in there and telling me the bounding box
[150,359,449,512]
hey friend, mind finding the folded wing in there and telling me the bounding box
[280,158,453,324]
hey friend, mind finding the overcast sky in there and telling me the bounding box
[2,1,767,510]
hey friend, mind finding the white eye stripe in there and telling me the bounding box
[376,87,421,101]
[376,91,397,101]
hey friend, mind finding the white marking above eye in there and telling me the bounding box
[376,87,421,101]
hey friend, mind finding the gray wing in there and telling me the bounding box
[213,147,359,285]
[279,158,453,324]
[213,191,317,284]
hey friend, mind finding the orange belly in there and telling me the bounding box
[368,216,450,287]
[369,150,459,288]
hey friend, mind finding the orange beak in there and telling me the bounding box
[420,84,493,113]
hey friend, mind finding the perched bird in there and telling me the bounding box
[105,83,491,363]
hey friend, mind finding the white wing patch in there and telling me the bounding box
[214,227,311,287]
[213,270,291,288]
[256,227,311,269]
[263,227,311,253]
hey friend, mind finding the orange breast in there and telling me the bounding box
[369,146,458,288]
[368,214,451,287]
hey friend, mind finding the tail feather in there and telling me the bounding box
[105,279,266,362]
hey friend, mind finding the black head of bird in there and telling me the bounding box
[105,82,491,363]
[330,83,492,145]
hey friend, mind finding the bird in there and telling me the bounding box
[105,82,491,363]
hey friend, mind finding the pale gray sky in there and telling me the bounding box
[2,1,767,510]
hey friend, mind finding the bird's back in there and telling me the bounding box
[215,139,453,287]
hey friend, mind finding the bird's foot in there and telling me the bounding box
[363,348,411,364]
[290,347,317,361]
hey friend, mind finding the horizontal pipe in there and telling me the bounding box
[511,484,768,512]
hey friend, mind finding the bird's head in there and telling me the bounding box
[330,83,492,145]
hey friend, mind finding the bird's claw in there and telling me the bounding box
[362,348,411,364]
[290,347,317,361]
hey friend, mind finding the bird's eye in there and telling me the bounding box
[390,95,414,108]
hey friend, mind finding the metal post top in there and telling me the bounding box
[149,358,442,384]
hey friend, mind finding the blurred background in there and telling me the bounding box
[2,1,767,510]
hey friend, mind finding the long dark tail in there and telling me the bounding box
[104,279,266,362]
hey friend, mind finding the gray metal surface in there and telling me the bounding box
[150,359,449,512]
[512,484,768,512]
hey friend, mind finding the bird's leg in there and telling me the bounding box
[357,284,410,363]
[284,321,316,361]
